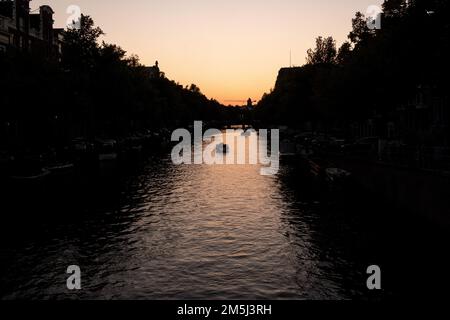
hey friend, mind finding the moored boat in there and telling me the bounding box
[46,162,75,175]
[10,168,51,181]
[96,139,118,161]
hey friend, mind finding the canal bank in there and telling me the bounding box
[330,156,450,229]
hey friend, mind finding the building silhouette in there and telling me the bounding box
[0,0,63,59]
[246,98,254,111]
[145,60,162,79]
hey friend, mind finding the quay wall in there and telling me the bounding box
[335,158,450,228]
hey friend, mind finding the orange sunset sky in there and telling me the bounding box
[34,0,383,105]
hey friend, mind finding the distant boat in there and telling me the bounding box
[216,143,230,154]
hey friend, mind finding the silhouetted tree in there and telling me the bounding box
[62,14,104,70]
[348,12,374,46]
[336,42,352,65]
[1,13,231,152]
[255,0,450,135]
[383,0,408,16]
[189,84,201,94]
[306,36,337,65]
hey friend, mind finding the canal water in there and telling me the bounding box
[0,133,448,300]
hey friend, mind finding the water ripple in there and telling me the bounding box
[0,154,373,300]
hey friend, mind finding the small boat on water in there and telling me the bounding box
[216,143,230,154]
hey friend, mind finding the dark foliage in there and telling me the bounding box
[1,15,229,151]
[256,0,450,130]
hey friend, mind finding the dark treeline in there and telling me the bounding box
[0,15,234,152]
[256,0,450,135]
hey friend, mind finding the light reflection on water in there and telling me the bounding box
[0,133,387,300]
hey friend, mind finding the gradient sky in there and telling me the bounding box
[33,0,383,104]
